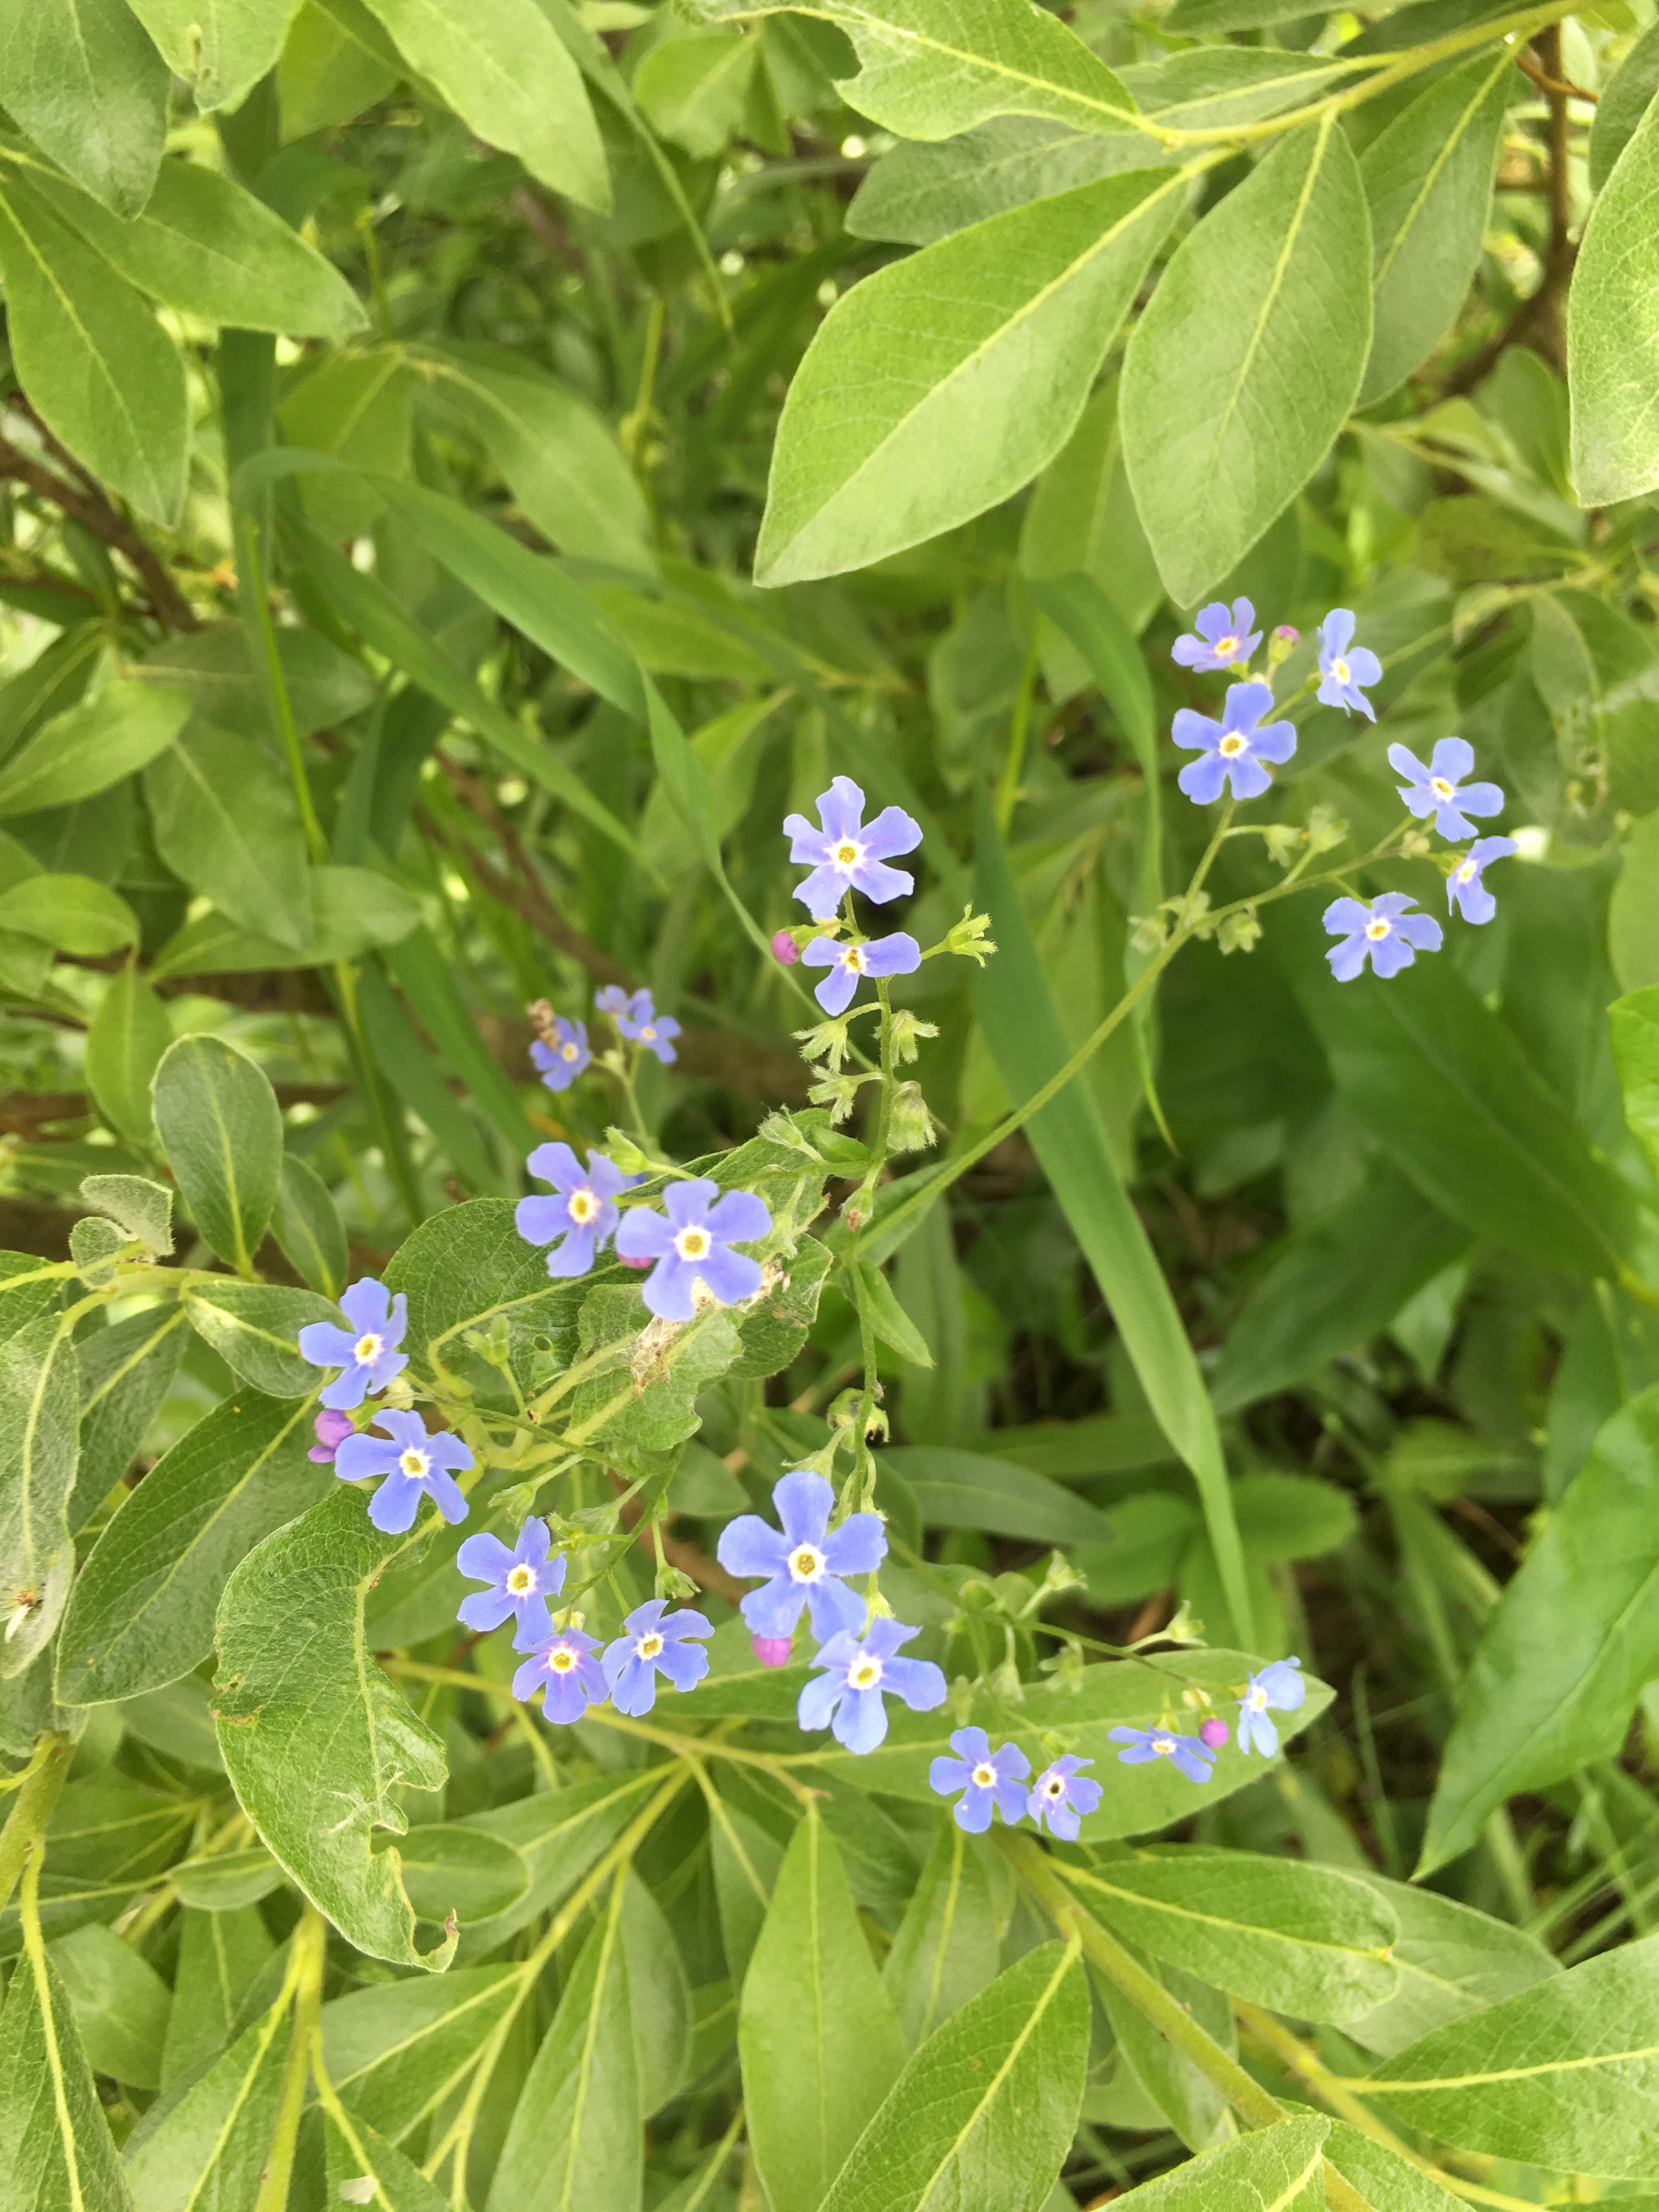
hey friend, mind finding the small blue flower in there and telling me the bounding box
[1108,1726,1215,1785]
[530,1016,591,1092]
[929,1728,1031,1832]
[785,776,922,922]
[1316,610,1383,719]
[715,1469,886,1641]
[1446,835,1518,925]
[801,931,921,1017]
[798,1617,946,1756]
[607,987,681,1066]
[1172,597,1261,674]
[601,1599,712,1715]
[1172,680,1296,805]
[1323,893,1443,981]
[1028,1756,1102,1841]
[1389,738,1504,841]
[1237,1657,1306,1757]
[594,985,631,1019]
[516,1143,641,1279]
[297,1277,409,1412]
[613,1178,771,1322]
[334,1408,472,1535]
[513,1626,607,1723]
[456,1519,565,1639]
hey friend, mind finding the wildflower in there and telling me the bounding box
[1027,1756,1102,1841]
[297,1278,409,1412]
[716,1469,887,1641]
[530,1015,591,1092]
[513,1626,607,1723]
[516,1142,641,1278]
[771,929,801,966]
[929,1728,1031,1832]
[613,1178,771,1322]
[1171,597,1261,674]
[1198,1716,1229,1750]
[308,1408,354,1464]
[752,1635,793,1668]
[334,1408,472,1535]
[798,1617,946,1755]
[594,985,630,1018]
[1323,893,1443,981]
[456,1519,565,1639]
[606,986,681,1066]
[1108,1725,1216,1785]
[785,776,922,921]
[1237,1657,1305,1757]
[1172,681,1295,805]
[802,931,921,1016]
[601,1599,713,1715]
[1389,738,1504,840]
[1316,610,1382,719]
[1446,835,1519,924]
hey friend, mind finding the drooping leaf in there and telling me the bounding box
[150,1033,285,1276]
[144,722,313,953]
[1568,90,1659,506]
[0,0,168,216]
[0,681,191,819]
[125,0,303,110]
[0,1309,80,1680]
[881,1821,1002,2048]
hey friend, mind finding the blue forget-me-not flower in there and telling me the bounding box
[456,1519,564,1640]
[601,1599,713,1714]
[531,1015,591,1092]
[1237,1657,1306,1757]
[1172,597,1261,674]
[600,986,681,1065]
[1446,836,1518,924]
[613,1178,771,1322]
[513,1626,608,1723]
[1028,1756,1102,1840]
[798,1617,946,1755]
[516,1142,640,1278]
[802,931,921,1016]
[929,1728,1031,1832]
[298,1277,409,1411]
[716,1469,886,1641]
[334,1408,472,1535]
[1316,610,1382,718]
[1172,680,1296,804]
[785,776,922,921]
[1108,1725,1216,1785]
[1324,893,1443,981]
[1389,738,1504,840]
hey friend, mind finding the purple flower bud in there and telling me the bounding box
[1274,625,1298,644]
[771,929,800,966]
[752,1634,794,1668]
[1199,1714,1229,1750]
[308,1408,355,1463]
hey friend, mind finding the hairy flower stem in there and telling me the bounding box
[0,1729,73,1922]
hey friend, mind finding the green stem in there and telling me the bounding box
[252,1906,326,2212]
[238,514,328,866]
[0,1730,72,1922]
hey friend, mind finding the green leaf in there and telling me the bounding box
[30,159,366,338]
[184,1280,337,1396]
[0,1914,135,2211]
[881,1445,1109,1542]
[1612,984,1659,1178]
[571,1289,741,1453]
[1106,2117,1329,2208]
[150,1033,285,1276]
[1121,117,1373,606]
[622,1872,693,2115]
[1093,1944,1233,2151]
[1418,1381,1659,1876]
[0,681,190,818]
[78,1175,172,1254]
[487,1884,640,2211]
[393,1826,528,1925]
[321,1965,520,2141]
[144,721,313,953]
[70,1306,187,1530]
[47,1922,171,2088]
[1611,809,1659,992]
[0,873,136,955]
[1590,16,1659,193]
[1568,89,1659,505]
[212,1487,457,1969]
[139,623,378,741]
[159,1902,274,2085]
[1367,1932,1659,2178]
[1357,53,1510,405]
[1333,1868,1558,2058]
[741,1813,907,2212]
[149,865,422,978]
[1020,387,1163,645]
[0,0,168,216]
[168,1848,284,1912]
[0,1310,79,1680]
[0,173,188,527]
[881,1821,1001,2048]
[1323,2123,1464,2212]
[279,349,412,540]
[274,1152,348,1298]
[125,0,303,110]
[634,29,759,157]
[850,119,1168,245]
[282,0,402,137]
[55,1387,324,1705]
[819,1942,1087,2212]
[853,1256,933,1368]
[355,963,504,1197]
[360,0,609,211]
[323,2106,452,2212]
[84,968,171,1152]
[0,1779,195,1950]
[710,1794,786,1993]
[382,924,538,1152]
[383,1197,588,1398]
[126,1992,291,2212]
[754,170,1182,585]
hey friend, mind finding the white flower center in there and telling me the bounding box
[561,1041,579,1061]
[637,1632,664,1661]
[353,1332,383,1365]
[507,1565,535,1594]
[1044,1776,1065,1799]
[1430,776,1456,800]
[1248,1687,1267,1711]
[1153,1735,1176,1757]
[1331,657,1351,682]
[833,839,864,868]
[549,1646,575,1672]
[1214,635,1238,658]
[1364,918,1391,941]
[842,945,865,971]
[788,1543,825,1583]
[568,1189,597,1223]
[398,1447,430,1479]
[1458,860,1477,883]
[971,1763,996,1788]
[1218,733,1247,758]
[640,1025,656,1042]
[848,1657,882,1690]
[674,1226,712,1262]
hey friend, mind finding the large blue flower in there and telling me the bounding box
[1323,893,1443,981]
[1389,738,1504,840]
[802,931,921,1017]
[929,1728,1030,1832]
[785,776,922,921]
[456,1519,565,1639]
[1172,680,1296,804]
[1237,1656,1305,1757]
[1108,1726,1215,1785]
[513,1626,607,1724]
[716,1470,886,1641]
[516,1143,640,1279]
[1172,597,1261,674]
[1028,1756,1102,1841]
[1446,836,1518,924]
[613,1178,771,1322]
[798,1617,946,1756]
[530,1016,591,1092]
[334,1408,472,1534]
[297,1277,409,1412]
[1316,610,1382,719]
[601,1599,712,1715]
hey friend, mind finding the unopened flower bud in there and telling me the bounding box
[603,1127,651,1174]
[809,1073,864,1125]
[795,1017,851,1070]
[752,1634,793,1668]
[888,1080,938,1154]
[1267,624,1299,669]
[655,1562,699,1603]
[308,1408,354,1464]
[1130,912,1169,953]
[1199,1715,1229,1750]
[1217,909,1262,957]
[1164,1600,1205,1645]
[771,928,800,966]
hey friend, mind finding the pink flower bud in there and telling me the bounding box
[1274,625,1298,644]
[308,1408,354,1463]
[1198,1715,1229,1750]
[751,1634,793,1668]
[619,1254,652,1269]
[771,929,800,966]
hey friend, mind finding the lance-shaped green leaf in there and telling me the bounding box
[622,1874,693,2115]
[1122,116,1372,606]
[0,1894,135,2212]
[0,873,136,954]
[1419,1383,1659,1876]
[0,681,190,819]
[184,1282,336,1397]
[1569,91,1659,506]
[213,1488,456,1969]
[323,1966,521,2141]
[273,1152,348,1299]
[819,1942,1088,2212]
[48,1922,171,2089]
[323,2104,451,2212]
[126,1989,292,2212]
[755,168,1183,584]
[1108,2117,1329,2207]
[0,0,168,217]
[55,1388,324,1705]
[1590,17,1659,191]
[0,1779,196,1951]
[0,1309,79,1679]
[385,1195,590,1398]
[1094,1943,1233,2152]
[1365,1932,1659,2178]
[84,968,171,1150]
[144,722,313,953]
[160,1902,274,2086]
[69,1304,187,1530]
[741,1814,907,2212]
[150,1034,285,1277]
[458,1767,674,1961]
[1324,2123,1464,2211]
[686,0,1137,139]
[1333,1869,1558,2058]
[882,1822,1002,2048]
[125,0,303,110]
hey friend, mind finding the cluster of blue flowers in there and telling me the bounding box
[779,776,925,1014]
[298,1284,477,1535]
[528,983,681,1094]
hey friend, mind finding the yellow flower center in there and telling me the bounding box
[848,1658,882,1690]
[1214,635,1238,658]
[1331,657,1350,683]
[1218,733,1246,758]
[674,1226,712,1262]
[842,945,865,970]
[833,839,862,867]
[550,1646,575,1672]
[1364,919,1391,941]
[507,1566,534,1594]
[398,1447,430,1479]
[1153,1736,1176,1756]
[640,1025,656,1042]
[971,1763,996,1788]
[1458,860,1477,883]
[1430,776,1455,800]
[561,1041,579,1061]
[568,1190,597,1224]
[353,1332,383,1365]
[1248,1687,1267,1711]
[637,1632,664,1661]
[788,1544,825,1583]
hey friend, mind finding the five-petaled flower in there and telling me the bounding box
[601,1599,713,1715]
[1108,1725,1216,1785]
[785,776,922,921]
[1172,680,1296,804]
[298,1278,409,1411]
[613,1178,771,1322]
[600,986,681,1065]
[456,1519,564,1640]
[334,1408,472,1534]
[1028,1755,1102,1840]
[1172,597,1261,674]
[716,1469,885,1641]
[798,1617,946,1755]
[1323,893,1443,981]
[929,1728,1031,1832]
[513,1626,608,1723]
[530,1016,591,1092]
[516,1142,640,1279]
[1389,738,1504,840]
[802,932,921,1016]
[1316,610,1382,719]
[1446,835,1518,924]
[1237,1657,1305,1757]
